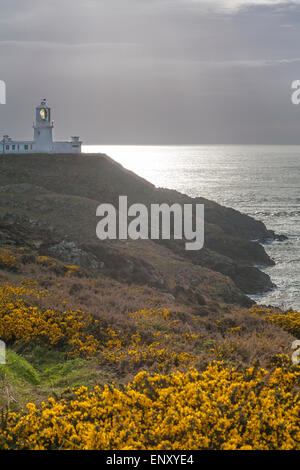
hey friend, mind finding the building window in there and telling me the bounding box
[24,145,28,150]
[12,145,15,150]
[6,145,9,150]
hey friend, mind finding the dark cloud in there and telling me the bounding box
[0,0,300,143]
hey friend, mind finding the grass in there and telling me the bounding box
[0,345,114,410]
[0,350,40,385]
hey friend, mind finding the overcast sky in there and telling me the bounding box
[1,0,300,144]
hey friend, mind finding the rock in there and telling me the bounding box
[82,242,166,288]
[231,266,275,294]
[48,240,100,269]
[275,234,288,242]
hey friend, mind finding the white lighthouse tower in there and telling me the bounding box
[33,98,54,152]
[0,98,82,154]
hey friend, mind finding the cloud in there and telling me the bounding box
[190,0,300,12]
[0,40,139,50]
[207,57,300,67]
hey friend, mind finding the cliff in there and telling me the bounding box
[0,153,281,307]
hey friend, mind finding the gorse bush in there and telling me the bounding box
[100,331,195,370]
[0,249,19,271]
[250,306,300,338]
[0,285,100,357]
[0,286,198,369]
[99,309,199,371]
[0,363,299,450]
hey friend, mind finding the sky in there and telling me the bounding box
[1,0,300,144]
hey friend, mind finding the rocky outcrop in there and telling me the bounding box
[48,241,101,270]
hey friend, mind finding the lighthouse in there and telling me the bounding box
[1,99,82,154]
[33,99,54,153]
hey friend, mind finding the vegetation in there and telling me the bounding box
[0,244,299,450]
[250,306,300,338]
[0,154,296,450]
[1,362,299,450]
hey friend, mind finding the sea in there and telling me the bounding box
[83,145,300,311]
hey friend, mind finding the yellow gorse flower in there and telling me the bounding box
[0,363,299,450]
[0,248,19,271]
[0,285,100,357]
[250,306,300,338]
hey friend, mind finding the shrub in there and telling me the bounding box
[0,285,100,358]
[0,363,299,450]
[0,249,19,272]
[250,306,300,338]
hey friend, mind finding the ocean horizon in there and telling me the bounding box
[83,144,300,310]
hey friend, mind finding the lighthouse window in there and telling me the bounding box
[40,108,47,120]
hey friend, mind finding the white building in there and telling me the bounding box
[0,99,82,154]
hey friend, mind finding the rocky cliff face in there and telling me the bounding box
[0,153,283,306]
